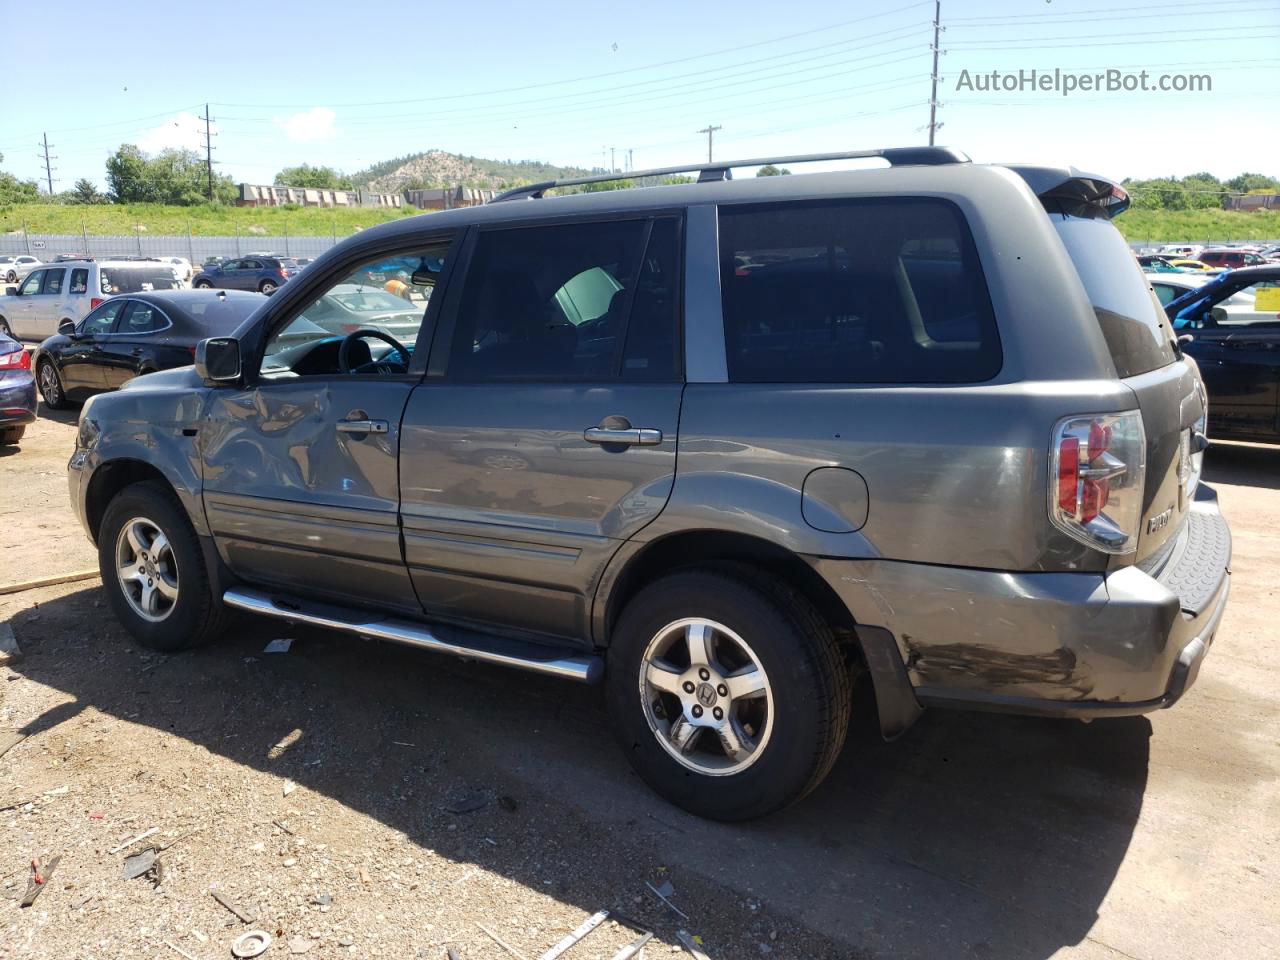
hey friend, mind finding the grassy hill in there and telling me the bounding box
[351,151,592,192]
[3,200,1278,243]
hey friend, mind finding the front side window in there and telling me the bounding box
[447,217,679,381]
[718,199,1001,383]
[79,300,125,336]
[19,271,43,296]
[261,242,449,379]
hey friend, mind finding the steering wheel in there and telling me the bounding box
[338,328,410,375]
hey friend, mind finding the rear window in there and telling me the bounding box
[185,297,261,335]
[1051,215,1176,378]
[718,198,1002,383]
[100,267,182,295]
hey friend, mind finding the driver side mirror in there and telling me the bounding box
[58,319,76,336]
[5,286,17,297]
[195,337,242,383]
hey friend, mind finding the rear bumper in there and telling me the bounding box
[0,372,37,425]
[813,486,1231,718]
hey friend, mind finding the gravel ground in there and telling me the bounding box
[1,411,1278,960]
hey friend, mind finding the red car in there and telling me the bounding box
[1198,249,1271,269]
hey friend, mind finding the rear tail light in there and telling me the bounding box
[0,349,31,371]
[1049,411,1146,554]
[90,297,104,309]
[278,268,288,278]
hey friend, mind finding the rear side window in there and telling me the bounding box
[43,269,64,295]
[1051,215,1176,378]
[718,199,1001,383]
[100,267,181,294]
[120,301,168,334]
[70,269,88,294]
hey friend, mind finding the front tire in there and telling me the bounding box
[0,426,24,445]
[37,359,69,410]
[98,480,230,651]
[607,570,852,821]
[259,279,278,294]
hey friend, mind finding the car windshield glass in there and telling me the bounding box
[100,267,182,294]
[1051,215,1176,378]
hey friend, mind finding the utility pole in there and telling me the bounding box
[200,104,216,201]
[610,146,616,173]
[928,0,943,146]
[627,148,633,172]
[697,125,722,163]
[38,132,56,195]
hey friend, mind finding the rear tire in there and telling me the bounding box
[0,317,11,337]
[37,359,69,410]
[606,569,852,821]
[194,280,212,289]
[98,480,231,652]
[0,426,24,445]
[259,279,277,294]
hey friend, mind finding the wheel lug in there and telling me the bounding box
[691,705,703,718]
[682,681,695,694]
[713,707,723,721]
[698,668,710,681]
[148,578,153,586]
[717,683,728,697]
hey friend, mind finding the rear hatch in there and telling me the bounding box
[1018,170,1204,566]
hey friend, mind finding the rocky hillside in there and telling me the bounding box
[354,150,592,192]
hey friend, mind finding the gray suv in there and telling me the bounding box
[68,148,1231,821]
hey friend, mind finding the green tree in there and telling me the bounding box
[274,164,354,189]
[106,144,236,205]
[69,178,105,204]
[580,178,635,192]
[0,152,40,205]
[1225,172,1279,194]
[756,164,792,176]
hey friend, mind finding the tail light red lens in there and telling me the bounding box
[0,349,31,371]
[1050,411,1146,554]
[278,268,288,278]
[90,297,104,309]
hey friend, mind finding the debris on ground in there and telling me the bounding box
[0,729,26,760]
[211,887,259,923]
[282,779,298,797]
[476,921,528,960]
[538,908,609,960]
[230,929,273,958]
[444,791,488,814]
[287,936,315,954]
[677,929,713,960]
[263,638,293,654]
[109,826,158,854]
[163,940,204,960]
[20,853,60,907]
[646,879,689,920]
[0,622,22,664]
[497,794,519,812]
[121,847,158,881]
[610,932,653,960]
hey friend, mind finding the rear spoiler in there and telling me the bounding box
[1005,165,1131,219]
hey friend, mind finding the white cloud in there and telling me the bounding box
[136,112,210,154]
[275,107,337,143]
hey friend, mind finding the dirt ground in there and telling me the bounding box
[1,412,1277,960]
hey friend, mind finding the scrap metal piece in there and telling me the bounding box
[610,932,653,960]
[539,909,609,960]
[476,922,529,960]
[210,888,258,923]
[121,847,157,880]
[230,930,272,959]
[163,941,204,960]
[677,930,712,960]
[645,880,689,920]
[19,854,60,907]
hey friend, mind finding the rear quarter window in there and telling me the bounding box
[717,198,1002,383]
[1050,215,1176,378]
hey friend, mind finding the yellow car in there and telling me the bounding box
[1170,259,1215,271]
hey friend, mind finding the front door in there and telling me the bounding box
[60,299,124,396]
[401,215,684,643]
[12,269,45,340]
[200,236,457,613]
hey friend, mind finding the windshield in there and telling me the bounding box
[1052,215,1177,378]
[100,266,182,294]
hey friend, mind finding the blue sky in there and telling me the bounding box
[1,0,1276,190]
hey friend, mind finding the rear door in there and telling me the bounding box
[98,299,172,389]
[401,215,684,643]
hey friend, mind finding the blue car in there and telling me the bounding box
[191,255,299,294]
[0,332,36,445]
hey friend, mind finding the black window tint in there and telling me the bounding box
[1051,215,1176,378]
[448,219,649,381]
[718,199,1002,383]
[120,301,166,334]
[70,269,88,294]
[42,269,64,295]
[621,217,681,381]
[80,300,125,336]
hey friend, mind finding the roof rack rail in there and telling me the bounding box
[490,146,969,202]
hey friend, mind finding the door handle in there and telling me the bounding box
[584,426,662,446]
[336,419,389,434]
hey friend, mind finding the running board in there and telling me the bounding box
[222,586,603,684]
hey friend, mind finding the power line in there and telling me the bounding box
[946,0,1270,21]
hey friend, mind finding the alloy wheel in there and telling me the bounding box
[639,617,774,776]
[38,362,61,405]
[114,517,180,622]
